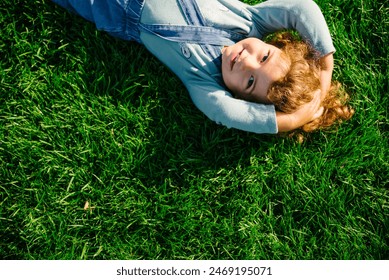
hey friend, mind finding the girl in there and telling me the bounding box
[222,32,354,132]
[51,0,353,134]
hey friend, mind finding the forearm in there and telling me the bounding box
[319,53,334,100]
[276,111,308,133]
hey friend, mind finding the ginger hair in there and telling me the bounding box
[266,32,354,132]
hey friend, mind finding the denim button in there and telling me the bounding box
[180,44,191,59]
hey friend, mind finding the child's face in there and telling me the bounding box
[222,38,288,103]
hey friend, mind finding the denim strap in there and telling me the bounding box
[177,0,207,26]
[182,0,220,60]
[125,0,146,43]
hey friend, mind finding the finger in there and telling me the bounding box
[314,89,322,101]
[313,106,324,119]
[311,89,322,109]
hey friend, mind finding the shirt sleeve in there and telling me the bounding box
[186,81,278,134]
[248,0,336,56]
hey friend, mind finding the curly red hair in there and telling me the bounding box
[266,32,354,132]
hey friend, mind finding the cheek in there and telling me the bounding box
[222,71,239,93]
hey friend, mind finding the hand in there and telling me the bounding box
[292,89,324,125]
[276,89,323,132]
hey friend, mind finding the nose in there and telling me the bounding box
[240,55,259,71]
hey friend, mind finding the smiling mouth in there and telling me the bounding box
[231,49,244,71]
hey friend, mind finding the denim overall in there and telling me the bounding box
[52,0,247,61]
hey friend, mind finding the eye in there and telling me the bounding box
[261,51,270,63]
[247,75,254,88]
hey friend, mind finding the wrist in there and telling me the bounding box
[276,111,295,132]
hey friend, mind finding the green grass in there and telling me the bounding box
[0,0,388,260]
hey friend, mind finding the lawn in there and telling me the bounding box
[0,0,388,259]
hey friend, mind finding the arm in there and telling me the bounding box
[319,53,334,100]
[209,1,333,133]
[249,0,336,57]
[249,0,334,129]
[187,82,278,134]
